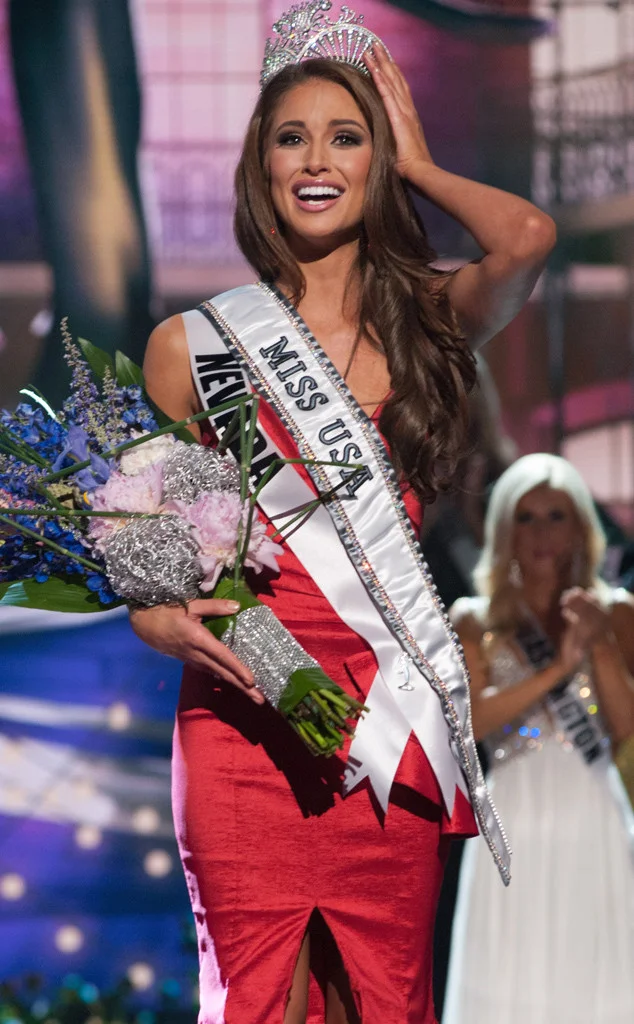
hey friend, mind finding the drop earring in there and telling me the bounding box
[508,558,523,588]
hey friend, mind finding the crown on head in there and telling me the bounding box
[260,1,389,90]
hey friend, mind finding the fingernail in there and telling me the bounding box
[227,601,240,612]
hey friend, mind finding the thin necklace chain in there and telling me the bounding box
[295,297,387,408]
[341,328,390,413]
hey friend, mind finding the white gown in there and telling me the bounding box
[443,627,634,1024]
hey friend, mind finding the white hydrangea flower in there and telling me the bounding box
[119,430,177,476]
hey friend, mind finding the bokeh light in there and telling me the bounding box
[0,873,26,900]
[75,825,103,850]
[143,850,173,878]
[79,983,100,1003]
[132,806,161,834]
[127,963,155,991]
[55,925,84,953]
[107,702,132,731]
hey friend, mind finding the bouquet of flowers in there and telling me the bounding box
[0,322,366,756]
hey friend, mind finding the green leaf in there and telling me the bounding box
[114,350,144,387]
[77,338,115,382]
[278,667,341,715]
[148,397,197,445]
[0,576,124,613]
[203,575,261,638]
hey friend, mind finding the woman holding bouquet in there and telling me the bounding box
[130,4,555,1022]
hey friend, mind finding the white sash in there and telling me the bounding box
[182,283,511,883]
[515,615,611,765]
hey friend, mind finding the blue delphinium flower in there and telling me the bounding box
[51,424,90,470]
[0,530,44,583]
[0,511,108,594]
[51,424,113,492]
[1,327,163,610]
[0,456,41,501]
[1,403,69,466]
[75,455,112,493]
[2,404,41,445]
[120,386,158,432]
[86,573,117,604]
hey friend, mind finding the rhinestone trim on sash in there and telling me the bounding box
[197,288,511,883]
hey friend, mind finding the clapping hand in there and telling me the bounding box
[558,620,587,677]
[556,588,612,676]
[561,587,612,648]
[362,43,432,179]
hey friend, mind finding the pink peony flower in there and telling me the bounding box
[243,513,283,577]
[89,462,164,551]
[168,493,282,592]
[166,492,242,591]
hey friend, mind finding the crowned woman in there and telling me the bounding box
[130,3,556,1022]
[443,454,634,1024]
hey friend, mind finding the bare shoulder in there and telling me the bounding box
[143,313,198,425]
[449,595,488,641]
[143,314,189,372]
[604,588,634,673]
[609,587,634,629]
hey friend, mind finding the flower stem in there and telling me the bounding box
[236,396,261,577]
[310,689,345,726]
[0,507,162,519]
[250,458,365,510]
[217,407,241,455]
[0,513,103,573]
[41,394,256,484]
[267,465,366,542]
[233,403,250,589]
[0,426,51,468]
[238,402,249,504]
[35,484,75,513]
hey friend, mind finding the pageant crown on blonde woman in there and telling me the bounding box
[260,1,391,88]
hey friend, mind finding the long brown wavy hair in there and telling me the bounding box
[234,59,477,503]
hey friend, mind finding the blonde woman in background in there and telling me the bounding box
[443,453,634,1024]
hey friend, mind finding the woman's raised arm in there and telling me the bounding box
[452,599,585,742]
[364,44,556,350]
[562,588,634,745]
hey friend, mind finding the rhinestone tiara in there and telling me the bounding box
[260,1,390,90]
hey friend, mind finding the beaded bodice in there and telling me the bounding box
[482,639,605,770]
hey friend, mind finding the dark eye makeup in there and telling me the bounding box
[333,131,363,146]
[275,130,364,147]
[277,131,304,146]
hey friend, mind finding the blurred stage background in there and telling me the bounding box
[0,1,633,1021]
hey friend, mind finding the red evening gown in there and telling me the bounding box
[172,398,477,1024]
